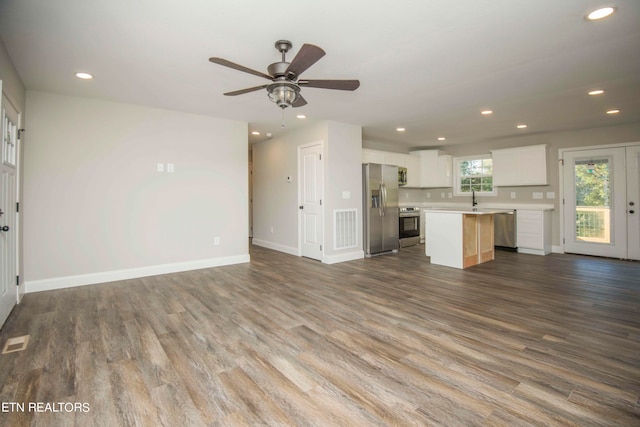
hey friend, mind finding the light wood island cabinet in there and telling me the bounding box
[425,208,508,269]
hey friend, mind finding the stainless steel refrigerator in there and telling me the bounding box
[363,163,399,256]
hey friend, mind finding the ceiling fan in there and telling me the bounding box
[209,40,360,109]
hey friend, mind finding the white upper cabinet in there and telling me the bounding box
[362,148,387,164]
[410,150,453,188]
[491,144,548,186]
[362,148,406,166]
[362,148,452,188]
[405,154,421,187]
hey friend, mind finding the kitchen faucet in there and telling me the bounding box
[472,189,478,207]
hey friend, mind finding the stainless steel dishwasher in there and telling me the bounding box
[494,210,517,250]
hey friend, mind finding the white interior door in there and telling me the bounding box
[626,146,640,260]
[1,95,19,328]
[563,146,633,259]
[299,143,323,260]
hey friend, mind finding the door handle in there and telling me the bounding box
[630,210,635,214]
[0,226,9,232]
[630,201,635,206]
[299,205,304,210]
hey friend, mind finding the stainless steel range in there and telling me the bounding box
[399,207,420,247]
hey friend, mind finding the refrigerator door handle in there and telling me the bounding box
[381,183,387,216]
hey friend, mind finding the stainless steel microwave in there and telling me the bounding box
[398,167,407,186]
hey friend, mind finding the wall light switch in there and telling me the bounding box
[157,163,164,172]
[511,192,517,199]
[546,192,555,199]
[426,193,431,199]
[533,192,543,199]
[214,237,220,246]
[342,191,351,199]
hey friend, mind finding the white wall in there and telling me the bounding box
[23,91,249,291]
[252,120,363,263]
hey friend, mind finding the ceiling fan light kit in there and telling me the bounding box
[209,40,360,111]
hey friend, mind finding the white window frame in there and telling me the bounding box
[453,154,496,197]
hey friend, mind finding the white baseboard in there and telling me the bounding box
[552,245,563,253]
[25,254,250,293]
[517,248,551,256]
[323,250,364,264]
[251,239,299,256]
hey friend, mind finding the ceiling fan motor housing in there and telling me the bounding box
[267,62,290,78]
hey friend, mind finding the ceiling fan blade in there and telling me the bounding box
[292,95,307,108]
[223,85,268,96]
[298,79,360,91]
[285,44,326,78]
[209,57,272,80]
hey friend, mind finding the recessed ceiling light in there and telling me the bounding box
[516,124,528,129]
[437,137,446,141]
[75,72,93,79]
[296,114,307,119]
[396,127,406,132]
[588,89,605,95]
[606,109,620,114]
[251,131,260,135]
[586,7,616,21]
[481,110,493,115]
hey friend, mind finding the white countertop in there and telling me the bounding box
[422,207,515,215]
[400,202,555,211]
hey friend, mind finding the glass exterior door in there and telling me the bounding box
[563,148,627,258]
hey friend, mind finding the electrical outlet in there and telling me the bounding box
[426,193,431,199]
[441,192,445,198]
[167,163,174,173]
[533,192,543,199]
[546,192,555,199]
[511,192,516,199]
[343,191,351,199]
[157,163,164,172]
[270,226,274,233]
[214,237,220,246]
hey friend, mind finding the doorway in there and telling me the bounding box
[1,94,20,327]
[562,144,639,260]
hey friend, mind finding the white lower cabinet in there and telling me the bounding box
[517,210,552,255]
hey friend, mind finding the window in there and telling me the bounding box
[454,155,495,196]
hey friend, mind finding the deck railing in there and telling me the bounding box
[575,206,610,243]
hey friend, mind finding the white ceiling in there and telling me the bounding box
[1,0,639,150]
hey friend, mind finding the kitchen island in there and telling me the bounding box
[424,208,514,269]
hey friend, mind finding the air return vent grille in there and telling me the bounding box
[334,209,358,250]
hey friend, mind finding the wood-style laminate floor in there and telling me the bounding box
[1,244,639,426]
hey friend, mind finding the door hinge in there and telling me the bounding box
[320,199,322,206]
[563,238,565,244]
[560,158,564,166]
[16,275,20,286]
[16,202,19,213]
[17,129,25,140]
[319,154,322,160]
[320,245,322,251]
